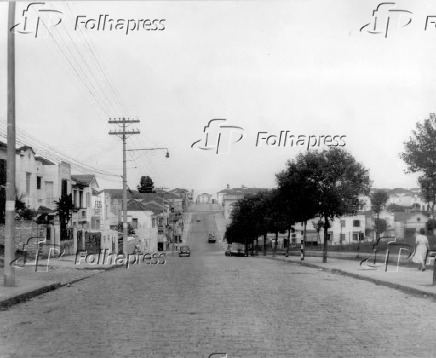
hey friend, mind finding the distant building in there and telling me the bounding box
[197,193,212,204]
[217,187,270,222]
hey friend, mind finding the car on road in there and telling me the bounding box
[225,243,246,257]
[179,245,191,257]
[196,217,200,222]
[208,233,216,243]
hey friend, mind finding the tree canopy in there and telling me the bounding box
[137,176,155,193]
[401,113,436,177]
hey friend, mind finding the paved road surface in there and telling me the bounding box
[1,204,436,357]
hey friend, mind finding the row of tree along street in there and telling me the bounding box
[225,114,436,262]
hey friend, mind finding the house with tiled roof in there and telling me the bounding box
[0,142,72,211]
[126,200,158,252]
[71,174,99,230]
[99,188,173,252]
[170,188,192,209]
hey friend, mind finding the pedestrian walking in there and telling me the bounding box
[412,228,430,271]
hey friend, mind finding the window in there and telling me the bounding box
[132,218,138,229]
[417,217,421,222]
[353,220,360,227]
[353,232,364,241]
[86,193,91,208]
[340,234,346,243]
[26,172,31,195]
[340,220,345,228]
[79,191,83,208]
[152,218,156,228]
[61,179,68,197]
[36,176,41,190]
[73,190,77,206]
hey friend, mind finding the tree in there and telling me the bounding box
[137,176,155,193]
[419,175,436,234]
[276,157,321,256]
[401,113,436,176]
[312,219,324,245]
[400,113,436,237]
[373,218,388,237]
[15,192,36,220]
[427,219,436,231]
[370,191,388,242]
[54,193,75,241]
[264,189,288,256]
[224,193,271,255]
[292,148,371,263]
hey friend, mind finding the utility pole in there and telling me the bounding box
[108,118,140,255]
[4,0,16,287]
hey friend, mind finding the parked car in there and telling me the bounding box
[208,233,216,243]
[225,243,246,257]
[196,216,201,222]
[179,245,191,257]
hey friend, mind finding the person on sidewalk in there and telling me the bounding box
[412,228,430,271]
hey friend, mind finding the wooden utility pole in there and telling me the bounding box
[108,118,140,255]
[4,0,16,287]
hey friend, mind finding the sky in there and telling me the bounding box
[1,0,436,197]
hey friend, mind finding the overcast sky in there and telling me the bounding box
[1,0,435,196]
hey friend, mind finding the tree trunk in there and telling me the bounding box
[285,228,290,257]
[375,212,380,244]
[432,204,435,236]
[263,233,267,256]
[323,216,328,263]
[273,232,278,257]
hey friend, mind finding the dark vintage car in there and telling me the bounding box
[225,243,246,257]
[179,245,191,257]
[208,233,216,243]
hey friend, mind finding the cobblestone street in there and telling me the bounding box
[1,206,436,357]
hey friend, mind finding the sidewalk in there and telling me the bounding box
[259,252,436,298]
[0,254,123,309]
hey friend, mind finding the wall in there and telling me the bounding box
[0,220,43,249]
[100,229,118,254]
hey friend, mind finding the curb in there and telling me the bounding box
[260,256,436,300]
[0,263,125,310]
